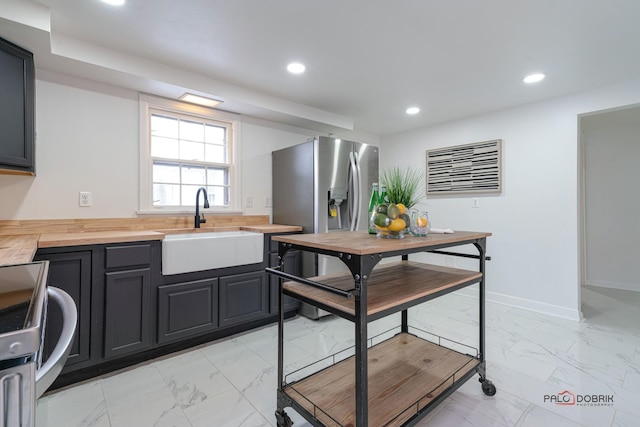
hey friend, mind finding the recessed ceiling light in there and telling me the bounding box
[179,93,223,108]
[287,62,306,74]
[101,0,126,5]
[406,107,420,115]
[523,73,545,84]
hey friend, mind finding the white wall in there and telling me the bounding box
[380,77,640,320]
[0,71,376,220]
[0,75,140,219]
[583,120,640,291]
[240,118,315,217]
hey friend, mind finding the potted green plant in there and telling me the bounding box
[380,165,424,208]
[370,166,425,238]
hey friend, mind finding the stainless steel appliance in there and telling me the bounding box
[272,136,379,319]
[0,261,77,427]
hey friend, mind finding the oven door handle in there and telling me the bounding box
[35,286,77,398]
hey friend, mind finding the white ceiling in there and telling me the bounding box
[2,0,640,137]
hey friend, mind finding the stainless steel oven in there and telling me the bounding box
[0,261,77,427]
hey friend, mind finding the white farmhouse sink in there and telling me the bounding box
[162,231,264,275]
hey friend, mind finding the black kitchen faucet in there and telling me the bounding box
[194,187,209,228]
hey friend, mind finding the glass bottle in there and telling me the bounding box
[380,184,388,204]
[368,183,380,234]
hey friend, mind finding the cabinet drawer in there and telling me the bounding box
[157,279,218,344]
[105,244,151,269]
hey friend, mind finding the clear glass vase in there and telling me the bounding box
[409,210,430,236]
[370,203,407,239]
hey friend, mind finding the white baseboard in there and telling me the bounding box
[584,280,640,293]
[455,288,582,321]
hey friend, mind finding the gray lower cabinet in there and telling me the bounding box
[267,232,302,315]
[103,268,152,359]
[157,278,218,344]
[34,250,92,368]
[269,251,302,314]
[219,271,268,328]
[35,233,302,388]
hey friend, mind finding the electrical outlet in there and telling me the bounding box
[472,198,480,208]
[265,197,272,207]
[246,196,253,208]
[79,192,92,207]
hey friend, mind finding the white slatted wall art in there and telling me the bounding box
[426,139,502,195]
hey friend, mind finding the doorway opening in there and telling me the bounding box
[579,104,640,331]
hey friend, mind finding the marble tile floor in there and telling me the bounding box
[36,284,640,427]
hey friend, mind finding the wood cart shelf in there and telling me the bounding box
[283,261,482,320]
[267,230,495,427]
[285,333,479,427]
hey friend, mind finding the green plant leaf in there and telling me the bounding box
[380,165,424,208]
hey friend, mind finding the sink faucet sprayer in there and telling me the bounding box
[195,187,210,228]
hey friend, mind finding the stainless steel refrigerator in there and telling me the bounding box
[272,136,379,319]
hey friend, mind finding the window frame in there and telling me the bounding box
[139,94,242,213]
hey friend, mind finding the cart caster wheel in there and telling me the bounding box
[480,379,497,396]
[275,409,293,427]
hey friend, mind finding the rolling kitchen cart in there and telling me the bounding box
[266,230,495,427]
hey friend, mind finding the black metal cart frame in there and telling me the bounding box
[267,235,495,427]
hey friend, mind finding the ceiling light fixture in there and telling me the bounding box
[287,62,306,74]
[179,93,223,108]
[523,73,545,84]
[406,107,420,115]
[101,0,126,5]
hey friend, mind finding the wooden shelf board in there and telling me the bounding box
[284,333,479,427]
[283,261,482,317]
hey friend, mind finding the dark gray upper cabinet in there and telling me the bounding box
[0,36,35,175]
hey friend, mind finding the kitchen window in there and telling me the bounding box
[139,95,241,212]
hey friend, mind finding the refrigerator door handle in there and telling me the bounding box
[347,152,355,230]
[354,153,363,230]
[349,152,360,231]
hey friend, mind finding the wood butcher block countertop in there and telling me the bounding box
[0,234,40,266]
[0,222,302,266]
[273,230,491,255]
[37,230,166,248]
[239,224,303,233]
